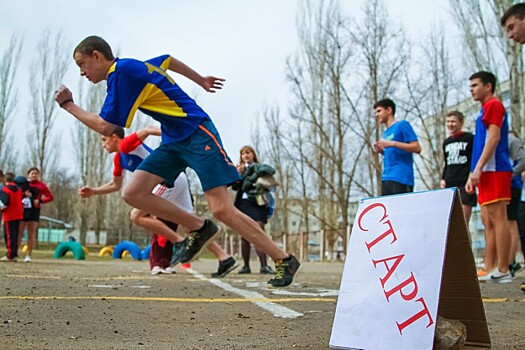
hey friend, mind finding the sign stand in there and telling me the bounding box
[330,188,490,349]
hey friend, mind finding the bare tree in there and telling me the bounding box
[26,28,70,178]
[404,24,459,190]
[73,80,109,245]
[0,33,23,171]
[450,0,524,133]
[259,105,293,247]
[281,0,369,257]
[350,0,409,197]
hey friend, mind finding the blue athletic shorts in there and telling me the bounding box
[137,119,241,191]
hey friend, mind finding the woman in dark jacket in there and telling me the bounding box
[234,146,275,274]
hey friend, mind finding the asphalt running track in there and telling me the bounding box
[0,258,523,349]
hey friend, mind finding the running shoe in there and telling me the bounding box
[179,220,221,263]
[0,256,17,262]
[170,240,187,267]
[238,266,251,274]
[260,265,275,274]
[267,255,301,288]
[477,268,488,277]
[478,269,494,282]
[163,267,176,274]
[509,262,522,278]
[24,255,32,263]
[487,269,512,284]
[211,257,239,278]
[151,266,164,275]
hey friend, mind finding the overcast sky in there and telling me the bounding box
[0,0,453,172]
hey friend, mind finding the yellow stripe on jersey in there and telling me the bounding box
[159,56,171,71]
[125,83,188,127]
[145,62,175,84]
[107,62,117,77]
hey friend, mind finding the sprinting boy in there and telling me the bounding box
[55,36,299,287]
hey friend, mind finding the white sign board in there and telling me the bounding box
[330,189,455,350]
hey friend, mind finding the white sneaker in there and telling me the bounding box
[24,255,32,262]
[162,267,175,274]
[0,256,17,262]
[151,266,164,275]
[478,268,495,282]
[488,269,512,284]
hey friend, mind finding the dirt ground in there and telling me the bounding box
[0,253,523,350]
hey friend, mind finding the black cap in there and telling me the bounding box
[13,176,29,189]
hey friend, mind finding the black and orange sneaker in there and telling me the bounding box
[267,255,301,288]
[179,219,221,263]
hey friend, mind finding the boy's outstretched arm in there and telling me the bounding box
[55,84,116,136]
[79,176,123,198]
[136,125,161,142]
[168,57,225,93]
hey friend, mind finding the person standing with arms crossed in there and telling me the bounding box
[466,71,513,284]
[54,36,299,288]
[18,167,54,262]
[440,111,476,233]
[373,98,421,196]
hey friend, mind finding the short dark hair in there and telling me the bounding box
[446,110,465,124]
[469,71,497,94]
[0,170,4,178]
[373,98,396,115]
[111,125,125,139]
[27,167,40,175]
[501,3,525,26]
[74,36,115,60]
[5,172,15,183]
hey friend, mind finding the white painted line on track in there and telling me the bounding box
[271,289,339,297]
[185,268,304,319]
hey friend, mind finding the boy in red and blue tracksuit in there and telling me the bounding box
[0,173,24,261]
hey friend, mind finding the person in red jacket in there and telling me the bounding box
[18,168,54,262]
[0,173,24,261]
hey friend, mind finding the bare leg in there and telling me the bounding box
[254,221,269,267]
[462,204,473,233]
[508,219,519,265]
[26,221,39,256]
[486,201,511,273]
[481,205,495,272]
[204,186,287,260]
[206,242,229,261]
[123,171,288,260]
[122,171,204,230]
[129,208,185,243]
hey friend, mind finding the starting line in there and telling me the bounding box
[185,267,305,318]
[0,295,334,304]
[0,267,334,319]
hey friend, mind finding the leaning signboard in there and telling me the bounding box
[330,188,489,350]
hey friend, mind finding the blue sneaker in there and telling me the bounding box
[170,240,187,267]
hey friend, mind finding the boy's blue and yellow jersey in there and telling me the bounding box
[100,55,210,144]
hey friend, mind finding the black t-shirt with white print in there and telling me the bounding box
[442,132,474,188]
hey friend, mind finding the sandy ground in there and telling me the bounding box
[0,255,523,349]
